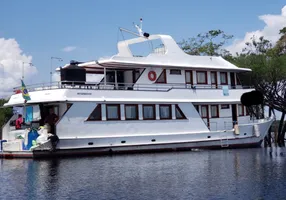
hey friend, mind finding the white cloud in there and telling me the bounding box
[52,71,60,82]
[0,38,37,98]
[226,5,286,54]
[62,46,77,52]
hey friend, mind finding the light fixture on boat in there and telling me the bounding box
[143,32,150,38]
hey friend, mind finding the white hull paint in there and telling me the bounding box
[1,31,272,159]
[0,118,273,159]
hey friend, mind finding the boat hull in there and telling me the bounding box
[0,118,273,159]
[0,136,263,159]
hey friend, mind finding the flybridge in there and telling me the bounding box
[57,19,251,72]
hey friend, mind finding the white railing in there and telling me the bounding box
[13,81,254,93]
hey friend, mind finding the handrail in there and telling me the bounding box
[12,81,255,93]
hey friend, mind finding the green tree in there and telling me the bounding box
[231,29,286,146]
[0,99,13,138]
[179,29,233,56]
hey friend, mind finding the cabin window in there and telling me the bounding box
[220,72,228,85]
[196,71,207,84]
[175,104,187,119]
[201,105,208,118]
[159,104,172,119]
[194,105,199,113]
[106,104,121,120]
[170,69,181,75]
[211,72,217,85]
[211,105,219,118]
[238,104,244,116]
[221,104,230,109]
[156,69,167,83]
[143,104,156,120]
[125,104,138,120]
[87,104,101,121]
[185,70,193,84]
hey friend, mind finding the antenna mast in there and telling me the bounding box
[134,18,144,36]
[120,18,149,38]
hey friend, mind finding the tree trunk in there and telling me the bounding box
[278,112,285,146]
[264,107,272,147]
[280,122,286,147]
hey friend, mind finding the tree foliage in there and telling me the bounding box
[179,29,233,56]
[0,99,13,131]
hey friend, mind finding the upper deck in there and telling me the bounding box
[5,79,253,107]
[5,33,253,107]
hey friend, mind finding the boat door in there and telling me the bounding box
[211,72,218,88]
[230,72,236,89]
[231,104,237,126]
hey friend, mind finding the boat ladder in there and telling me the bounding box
[220,136,229,148]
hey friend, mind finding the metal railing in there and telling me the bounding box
[13,81,254,93]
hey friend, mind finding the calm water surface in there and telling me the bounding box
[0,148,285,200]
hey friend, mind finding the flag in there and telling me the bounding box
[21,79,31,101]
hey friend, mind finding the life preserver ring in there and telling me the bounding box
[148,71,157,81]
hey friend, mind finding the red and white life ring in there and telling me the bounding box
[148,71,157,81]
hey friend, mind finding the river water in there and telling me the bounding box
[0,148,285,200]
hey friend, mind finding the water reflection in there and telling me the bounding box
[0,148,285,200]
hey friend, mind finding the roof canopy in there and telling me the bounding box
[60,34,251,72]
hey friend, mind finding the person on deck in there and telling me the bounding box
[15,114,23,129]
[44,108,58,134]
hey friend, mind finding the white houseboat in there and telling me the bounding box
[0,25,274,158]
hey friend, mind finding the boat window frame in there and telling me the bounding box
[124,104,139,120]
[86,104,102,121]
[185,70,193,84]
[142,104,156,120]
[170,69,181,75]
[220,72,228,85]
[201,105,209,118]
[155,69,167,84]
[196,71,208,84]
[210,105,219,118]
[221,104,230,109]
[159,104,172,120]
[175,104,187,120]
[106,104,121,121]
[238,104,244,116]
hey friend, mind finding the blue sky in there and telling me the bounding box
[0,0,286,91]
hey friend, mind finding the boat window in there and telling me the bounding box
[194,105,199,113]
[170,69,181,75]
[211,72,217,85]
[125,104,138,120]
[185,70,193,84]
[87,104,102,121]
[211,105,219,118]
[196,71,207,84]
[143,104,156,120]
[106,104,121,120]
[155,69,167,83]
[159,104,172,120]
[221,104,230,109]
[201,105,208,118]
[220,72,228,85]
[175,105,187,119]
[238,104,244,116]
